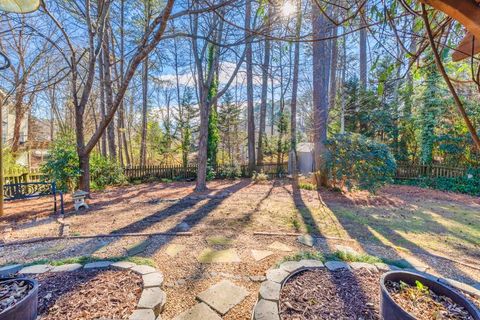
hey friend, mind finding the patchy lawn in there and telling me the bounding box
[1,179,479,319]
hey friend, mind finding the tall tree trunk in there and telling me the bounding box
[245,0,255,172]
[340,29,347,134]
[359,6,367,89]
[99,50,107,157]
[312,3,332,187]
[290,0,302,188]
[140,56,149,166]
[257,6,271,166]
[103,26,116,160]
[329,17,338,113]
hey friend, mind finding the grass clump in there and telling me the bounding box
[21,255,156,268]
[279,251,326,265]
[277,250,411,270]
[298,182,316,190]
[252,170,269,184]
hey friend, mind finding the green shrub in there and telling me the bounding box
[252,170,269,184]
[42,133,126,192]
[206,162,216,181]
[89,153,127,191]
[326,133,397,192]
[217,164,242,179]
[42,133,81,192]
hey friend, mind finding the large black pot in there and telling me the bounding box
[0,278,38,320]
[380,271,480,320]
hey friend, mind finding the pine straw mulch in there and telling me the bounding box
[31,268,142,320]
[279,268,382,320]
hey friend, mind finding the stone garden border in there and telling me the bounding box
[0,261,166,320]
[251,260,480,320]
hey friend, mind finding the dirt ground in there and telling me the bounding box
[1,179,479,319]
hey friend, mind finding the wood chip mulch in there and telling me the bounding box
[279,268,381,320]
[32,269,142,320]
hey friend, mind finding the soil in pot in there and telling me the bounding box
[385,279,476,320]
[0,279,34,312]
[279,268,381,320]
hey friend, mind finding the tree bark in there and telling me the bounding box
[359,6,367,89]
[245,0,256,173]
[257,6,271,166]
[290,0,302,188]
[312,3,332,187]
[140,56,149,166]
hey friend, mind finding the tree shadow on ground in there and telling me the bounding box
[319,190,479,284]
[58,180,250,262]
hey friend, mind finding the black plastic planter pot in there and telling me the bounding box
[0,278,38,320]
[380,271,480,320]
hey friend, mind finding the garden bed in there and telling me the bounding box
[32,269,142,320]
[279,268,381,320]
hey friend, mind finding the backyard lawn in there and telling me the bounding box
[1,179,479,319]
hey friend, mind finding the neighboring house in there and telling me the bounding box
[1,91,50,168]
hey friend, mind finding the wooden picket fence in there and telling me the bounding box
[395,164,467,180]
[3,168,46,184]
[123,163,288,181]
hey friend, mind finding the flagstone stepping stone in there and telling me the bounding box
[137,287,166,316]
[349,262,378,272]
[177,222,191,232]
[259,280,281,301]
[19,264,53,274]
[267,241,293,252]
[129,309,156,320]
[111,261,137,270]
[143,272,164,288]
[0,264,22,276]
[266,268,289,284]
[173,303,222,320]
[127,240,151,256]
[131,264,157,275]
[206,236,233,246]
[297,234,315,247]
[197,248,241,263]
[251,250,274,261]
[249,275,267,282]
[165,244,186,257]
[279,261,303,273]
[325,261,350,271]
[376,262,401,271]
[84,261,112,269]
[196,279,248,315]
[51,263,82,272]
[299,259,324,268]
[27,242,67,259]
[253,299,280,320]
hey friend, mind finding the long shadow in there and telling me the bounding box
[59,180,250,261]
[321,190,480,284]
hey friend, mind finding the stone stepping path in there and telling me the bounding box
[267,241,292,252]
[164,244,186,257]
[173,280,248,319]
[174,302,222,320]
[197,279,248,315]
[197,248,241,263]
[251,249,273,261]
[1,261,166,320]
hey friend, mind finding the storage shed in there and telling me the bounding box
[289,142,314,175]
